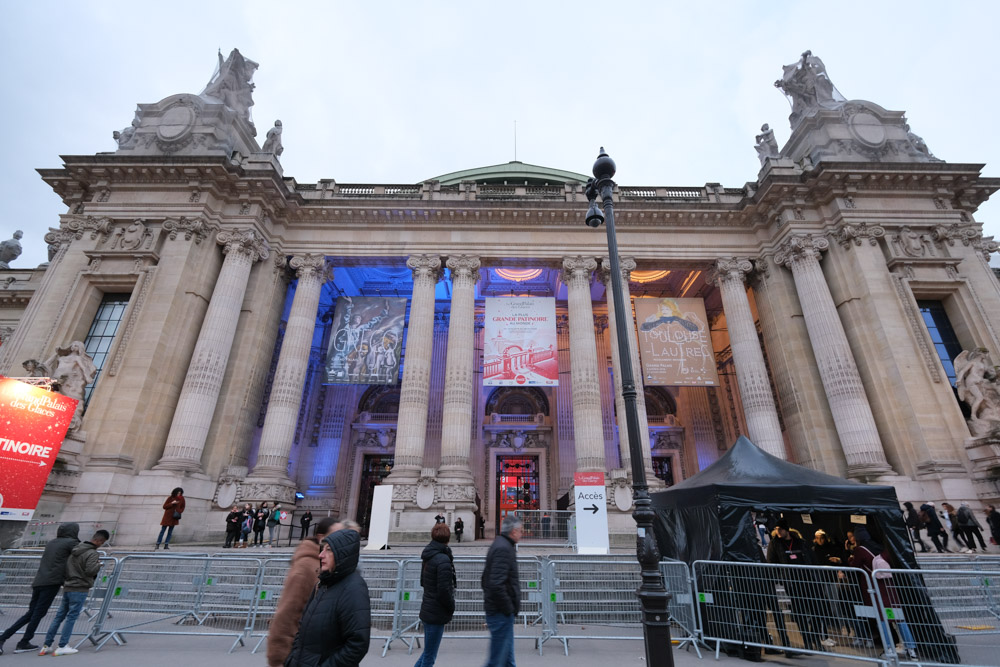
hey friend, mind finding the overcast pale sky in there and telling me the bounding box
[2,1,998,268]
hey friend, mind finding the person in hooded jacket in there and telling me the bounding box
[0,522,80,655]
[40,529,109,656]
[903,502,929,553]
[848,528,917,660]
[920,503,949,553]
[285,528,371,667]
[414,522,456,667]
[267,517,340,667]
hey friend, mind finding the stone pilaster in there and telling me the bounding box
[774,235,893,478]
[599,257,656,482]
[388,255,442,482]
[437,255,480,485]
[711,257,786,459]
[246,253,332,499]
[561,256,606,472]
[155,229,269,471]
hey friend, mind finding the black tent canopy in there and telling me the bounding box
[651,435,915,567]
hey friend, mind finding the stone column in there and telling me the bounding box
[154,229,269,471]
[247,254,332,495]
[562,256,606,472]
[711,257,786,459]
[774,235,892,477]
[599,257,655,480]
[388,255,442,482]
[437,255,480,485]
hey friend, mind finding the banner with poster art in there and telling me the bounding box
[633,297,719,386]
[483,297,558,386]
[324,296,407,385]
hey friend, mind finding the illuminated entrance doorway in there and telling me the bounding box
[495,455,539,532]
[357,454,393,537]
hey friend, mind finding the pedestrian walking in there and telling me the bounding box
[986,505,1000,548]
[903,502,929,553]
[920,503,949,553]
[284,529,371,666]
[454,517,464,543]
[413,523,456,667]
[224,505,242,548]
[299,511,313,540]
[940,503,968,551]
[268,501,283,547]
[238,503,254,548]
[957,502,987,552]
[39,529,110,656]
[266,517,339,667]
[766,519,823,652]
[481,513,522,667]
[253,501,270,547]
[155,487,185,549]
[0,522,80,655]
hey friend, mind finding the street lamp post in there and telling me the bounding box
[585,148,674,667]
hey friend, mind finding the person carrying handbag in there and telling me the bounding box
[155,487,184,550]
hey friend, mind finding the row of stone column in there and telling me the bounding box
[154,230,892,494]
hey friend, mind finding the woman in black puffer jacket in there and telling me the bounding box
[413,523,456,667]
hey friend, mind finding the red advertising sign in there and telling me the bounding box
[0,377,77,521]
[574,472,605,487]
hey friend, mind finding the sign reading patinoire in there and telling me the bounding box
[633,297,719,386]
[325,296,407,385]
[483,297,558,387]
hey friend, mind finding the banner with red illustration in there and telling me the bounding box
[633,297,720,386]
[0,377,77,521]
[484,297,558,386]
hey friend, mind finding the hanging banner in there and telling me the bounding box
[484,297,558,386]
[633,297,719,386]
[325,296,407,385]
[0,377,77,521]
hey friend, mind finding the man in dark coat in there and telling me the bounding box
[766,519,821,653]
[920,503,949,553]
[285,528,370,667]
[986,505,1000,547]
[0,522,80,654]
[41,529,109,655]
[413,522,456,667]
[481,514,522,667]
[903,501,929,552]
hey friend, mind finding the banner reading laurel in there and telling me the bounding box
[633,297,719,386]
[484,297,558,386]
[325,296,407,385]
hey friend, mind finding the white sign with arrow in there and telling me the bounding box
[574,471,609,555]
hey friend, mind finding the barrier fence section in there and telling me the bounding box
[875,567,999,666]
[692,560,893,665]
[14,521,118,548]
[0,554,117,650]
[511,510,576,547]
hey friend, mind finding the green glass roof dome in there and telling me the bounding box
[427,161,589,186]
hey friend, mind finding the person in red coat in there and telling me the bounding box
[155,487,185,550]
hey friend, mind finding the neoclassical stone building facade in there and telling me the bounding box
[1,50,999,545]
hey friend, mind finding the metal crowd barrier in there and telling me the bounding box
[14,521,117,548]
[249,557,293,653]
[511,510,576,547]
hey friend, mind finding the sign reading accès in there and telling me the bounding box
[574,471,609,555]
[0,377,77,521]
[484,297,558,386]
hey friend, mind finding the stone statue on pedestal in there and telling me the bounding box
[955,349,1000,437]
[0,230,23,269]
[775,50,846,128]
[754,123,780,164]
[44,341,98,431]
[262,120,283,157]
[21,359,49,377]
[200,49,258,127]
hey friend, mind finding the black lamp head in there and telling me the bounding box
[585,199,605,227]
[592,147,616,181]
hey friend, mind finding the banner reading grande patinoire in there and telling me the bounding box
[325,296,407,385]
[484,297,558,386]
[633,297,719,386]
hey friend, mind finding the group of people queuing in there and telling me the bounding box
[0,523,109,656]
[757,519,919,661]
[223,500,285,548]
[266,513,523,667]
[904,500,999,553]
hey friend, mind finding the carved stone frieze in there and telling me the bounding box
[834,222,884,249]
[445,255,481,287]
[238,481,296,504]
[932,224,981,248]
[164,217,213,244]
[973,236,1000,263]
[109,219,154,251]
[406,254,443,282]
[560,256,598,286]
[598,256,636,284]
[217,227,270,262]
[889,226,933,258]
[290,253,333,282]
[774,234,829,268]
[711,257,754,287]
[61,216,113,242]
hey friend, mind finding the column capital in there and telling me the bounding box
[561,256,598,285]
[217,227,270,262]
[445,255,481,285]
[598,256,637,284]
[833,222,885,250]
[774,234,829,269]
[406,254,443,282]
[710,257,754,287]
[289,253,333,282]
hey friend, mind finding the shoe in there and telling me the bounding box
[39,645,52,655]
[54,646,79,656]
[906,648,918,660]
[783,650,803,658]
[763,647,783,655]
[163,544,170,550]
[154,543,160,550]
[821,638,836,647]
[14,642,39,653]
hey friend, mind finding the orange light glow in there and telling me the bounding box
[630,270,670,283]
[496,268,543,282]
